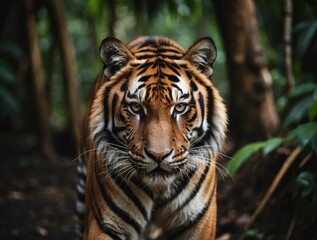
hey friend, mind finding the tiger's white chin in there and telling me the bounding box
[141,174,178,197]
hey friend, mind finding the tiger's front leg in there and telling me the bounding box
[83,154,154,240]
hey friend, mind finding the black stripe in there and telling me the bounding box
[165,87,173,102]
[156,168,196,208]
[108,170,149,221]
[157,48,183,54]
[180,93,190,100]
[76,187,85,203]
[206,87,216,140]
[91,181,126,240]
[169,65,181,75]
[137,61,152,70]
[198,92,205,123]
[136,54,156,60]
[187,111,197,123]
[95,162,142,234]
[103,87,111,131]
[159,53,182,59]
[120,80,129,91]
[193,129,210,148]
[130,63,140,67]
[138,66,151,75]
[136,48,182,56]
[166,62,181,76]
[197,86,217,146]
[112,93,119,133]
[166,184,216,239]
[138,75,151,82]
[206,87,214,124]
[111,93,127,135]
[100,130,125,150]
[132,84,146,96]
[131,177,154,200]
[137,48,157,53]
[165,73,180,82]
[190,79,198,91]
[171,83,183,93]
[172,163,210,214]
[77,170,86,183]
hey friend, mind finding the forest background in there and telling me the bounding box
[0,0,316,239]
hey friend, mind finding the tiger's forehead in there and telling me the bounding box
[122,37,196,104]
[128,36,185,59]
[127,58,190,104]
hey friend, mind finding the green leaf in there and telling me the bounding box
[296,172,315,187]
[293,21,311,33]
[309,100,317,121]
[296,171,317,198]
[0,87,19,117]
[311,132,317,153]
[262,137,285,156]
[0,42,24,60]
[313,88,317,101]
[290,82,317,98]
[227,142,265,175]
[283,95,313,128]
[276,95,287,113]
[288,122,317,148]
[245,229,265,240]
[298,20,317,57]
[0,60,16,84]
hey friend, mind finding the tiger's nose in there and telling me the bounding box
[144,148,173,163]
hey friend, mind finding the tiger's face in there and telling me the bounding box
[90,37,227,187]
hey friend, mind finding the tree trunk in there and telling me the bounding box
[48,0,82,149]
[24,0,56,161]
[214,0,280,145]
[108,0,116,36]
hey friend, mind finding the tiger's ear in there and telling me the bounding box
[99,37,134,77]
[184,37,217,78]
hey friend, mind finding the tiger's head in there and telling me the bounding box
[90,36,227,187]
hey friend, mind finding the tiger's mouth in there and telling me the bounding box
[128,149,189,177]
[147,165,173,176]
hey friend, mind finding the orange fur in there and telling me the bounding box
[76,36,227,240]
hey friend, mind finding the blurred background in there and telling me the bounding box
[0,0,316,239]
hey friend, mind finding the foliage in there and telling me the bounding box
[228,78,317,174]
[282,82,317,128]
[245,230,265,240]
[227,137,284,174]
[228,78,317,173]
[226,1,317,236]
[0,42,24,127]
[296,171,317,201]
[228,0,317,173]
[294,171,317,234]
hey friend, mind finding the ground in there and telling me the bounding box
[0,146,315,239]
[0,153,77,239]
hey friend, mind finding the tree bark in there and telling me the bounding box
[214,0,280,145]
[24,0,56,161]
[48,0,82,149]
[283,0,294,94]
[108,0,116,36]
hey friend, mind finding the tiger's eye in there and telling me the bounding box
[129,102,142,114]
[174,103,187,114]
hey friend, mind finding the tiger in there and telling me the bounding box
[75,36,227,240]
